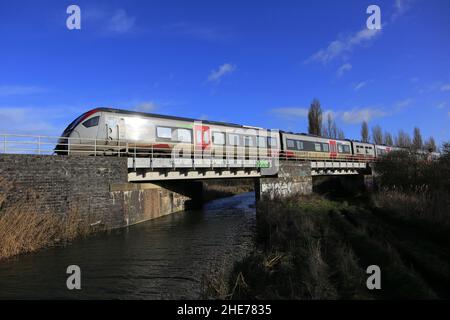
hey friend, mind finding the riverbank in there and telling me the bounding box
[203,192,450,299]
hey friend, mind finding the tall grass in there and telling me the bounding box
[203,191,449,299]
[0,176,96,260]
[373,149,450,227]
[202,179,255,202]
[203,196,371,300]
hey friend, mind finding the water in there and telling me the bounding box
[0,192,256,299]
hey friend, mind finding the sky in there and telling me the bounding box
[0,0,449,145]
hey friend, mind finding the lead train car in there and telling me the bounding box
[55,108,280,159]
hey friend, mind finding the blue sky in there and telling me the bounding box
[0,0,449,145]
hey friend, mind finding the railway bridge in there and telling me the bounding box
[0,134,374,230]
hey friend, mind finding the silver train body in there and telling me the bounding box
[57,107,423,160]
[56,108,280,158]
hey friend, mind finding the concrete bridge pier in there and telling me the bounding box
[255,161,313,200]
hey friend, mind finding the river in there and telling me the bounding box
[0,192,256,299]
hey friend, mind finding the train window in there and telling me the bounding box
[229,134,240,146]
[82,116,99,128]
[287,139,295,149]
[175,128,192,143]
[322,144,329,152]
[257,136,266,148]
[296,141,304,150]
[338,144,343,153]
[267,137,277,147]
[157,126,172,139]
[212,132,225,145]
[244,136,254,147]
[314,143,321,152]
[343,145,350,153]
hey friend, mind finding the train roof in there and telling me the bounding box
[94,107,277,131]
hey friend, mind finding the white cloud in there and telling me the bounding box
[353,81,368,91]
[0,106,72,136]
[394,98,413,111]
[271,106,386,124]
[341,107,387,124]
[271,107,309,118]
[306,28,380,65]
[0,85,46,96]
[306,1,414,65]
[105,9,136,34]
[437,102,447,109]
[441,84,450,91]
[392,0,414,21]
[134,101,157,113]
[337,63,352,77]
[207,63,236,83]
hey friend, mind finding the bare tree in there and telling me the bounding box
[338,129,345,140]
[412,127,423,150]
[372,125,383,145]
[384,132,393,146]
[308,99,322,136]
[424,136,437,152]
[396,129,412,148]
[321,126,328,138]
[324,113,333,138]
[331,121,338,139]
[361,121,369,143]
[322,112,342,139]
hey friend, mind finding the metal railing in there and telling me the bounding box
[0,133,374,165]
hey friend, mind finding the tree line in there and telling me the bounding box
[307,98,438,152]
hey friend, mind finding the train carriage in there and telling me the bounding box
[280,132,352,161]
[55,108,281,162]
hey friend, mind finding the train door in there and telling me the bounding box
[194,125,210,153]
[106,117,126,145]
[329,140,337,158]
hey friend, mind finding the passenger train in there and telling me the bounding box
[55,107,413,160]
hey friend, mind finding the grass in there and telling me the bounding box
[202,178,255,202]
[202,188,450,299]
